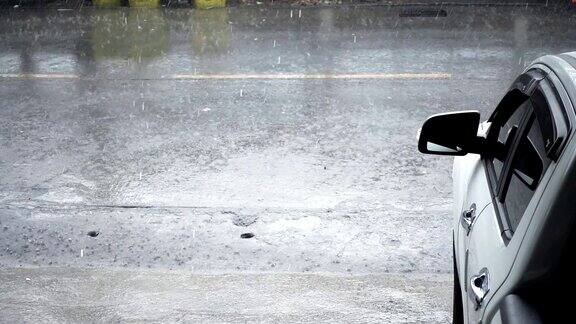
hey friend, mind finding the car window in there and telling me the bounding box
[532,81,563,153]
[492,101,530,183]
[503,107,552,232]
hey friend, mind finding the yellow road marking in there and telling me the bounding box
[0,73,451,80]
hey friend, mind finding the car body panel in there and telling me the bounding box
[472,157,558,322]
[485,124,576,323]
[452,153,493,321]
[481,57,576,323]
[453,67,550,322]
[449,52,576,323]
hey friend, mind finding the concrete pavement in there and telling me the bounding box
[0,268,451,323]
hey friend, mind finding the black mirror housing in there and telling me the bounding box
[418,111,485,156]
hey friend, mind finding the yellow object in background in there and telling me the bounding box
[190,8,229,55]
[93,0,122,7]
[195,0,226,10]
[92,9,169,63]
[129,0,161,8]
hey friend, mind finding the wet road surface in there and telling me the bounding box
[0,268,451,323]
[0,3,575,322]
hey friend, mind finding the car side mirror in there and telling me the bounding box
[418,111,485,156]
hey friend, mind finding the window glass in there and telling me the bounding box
[504,116,551,231]
[532,84,562,153]
[492,101,530,181]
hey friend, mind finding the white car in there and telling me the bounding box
[418,52,576,324]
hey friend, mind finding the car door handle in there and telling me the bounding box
[470,268,490,310]
[461,203,476,235]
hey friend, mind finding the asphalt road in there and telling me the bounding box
[0,3,575,323]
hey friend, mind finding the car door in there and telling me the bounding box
[462,93,533,323]
[465,72,569,323]
[453,149,493,323]
[452,70,544,322]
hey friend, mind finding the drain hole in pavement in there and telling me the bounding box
[87,230,100,237]
[240,233,255,239]
[399,8,447,18]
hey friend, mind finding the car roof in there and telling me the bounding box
[557,51,576,70]
[532,52,576,109]
[514,53,576,164]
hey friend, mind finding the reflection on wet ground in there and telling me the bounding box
[2,5,575,79]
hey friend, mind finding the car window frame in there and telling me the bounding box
[483,69,545,241]
[499,113,551,232]
[483,68,571,242]
[486,105,534,241]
